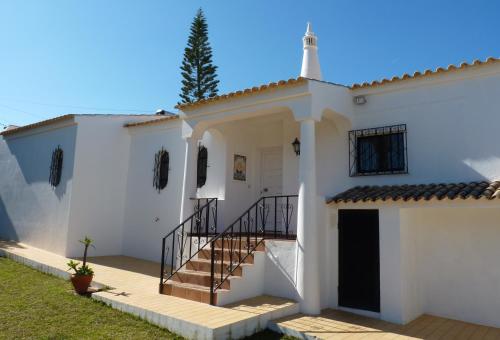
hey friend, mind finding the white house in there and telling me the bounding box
[1,23,500,328]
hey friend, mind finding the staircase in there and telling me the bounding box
[160,238,265,305]
[159,195,298,306]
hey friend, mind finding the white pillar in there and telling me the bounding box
[296,118,321,314]
[180,136,198,222]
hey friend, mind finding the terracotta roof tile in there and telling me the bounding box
[351,57,500,89]
[327,181,500,204]
[175,77,307,110]
[123,115,178,128]
[0,114,76,136]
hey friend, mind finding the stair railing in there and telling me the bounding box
[208,194,298,305]
[159,197,218,291]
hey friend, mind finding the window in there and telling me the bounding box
[153,148,169,192]
[349,124,407,176]
[49,146,63,187]
[197,145,208,188]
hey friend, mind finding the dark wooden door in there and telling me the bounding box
[338,209,380,312]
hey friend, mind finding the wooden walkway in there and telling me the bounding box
[0,241,298,339]
[270,309,500,339]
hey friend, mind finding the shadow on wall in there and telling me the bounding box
[265,244,300,301]
[0,196,17,242]
[4,130,75,201]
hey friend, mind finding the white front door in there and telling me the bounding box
[259,147,283,196]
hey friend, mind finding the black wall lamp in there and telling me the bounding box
[292,138,301,156]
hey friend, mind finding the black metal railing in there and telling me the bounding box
[208,194,298,304]
[159,197,218,289]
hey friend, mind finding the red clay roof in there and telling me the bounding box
[350,57,499,89]
[123,115,179,128]
[327,181,500,204]
[175,77,307,110]
[0,114,76,137]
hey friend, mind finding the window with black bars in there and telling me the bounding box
[49,146,63,187]
[197,145,208,188]
[153,148,169,192]
[349,124,407,176]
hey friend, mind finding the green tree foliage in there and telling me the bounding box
[179,8,219,104]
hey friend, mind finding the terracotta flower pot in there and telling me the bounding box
[70,274,93,295]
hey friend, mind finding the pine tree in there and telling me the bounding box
[179,9,219,104]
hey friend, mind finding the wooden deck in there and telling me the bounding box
[271,309,500,339]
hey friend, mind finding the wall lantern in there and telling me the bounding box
[291,138,301,156]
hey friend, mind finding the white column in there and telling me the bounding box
[180,136,198,222]
[296,118,321,314]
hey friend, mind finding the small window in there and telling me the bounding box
[349,124,407,176]
[197,145,208,188]
[153,148,169,192]
[49,146,63,187]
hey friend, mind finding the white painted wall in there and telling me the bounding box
[121,120,186,263]
[65,116,136,257]
[263,240,299,301]
[0,121,77,255]
[402,206,500,328]
[348,64,500,186]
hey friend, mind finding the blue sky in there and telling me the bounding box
[1,0,499,127]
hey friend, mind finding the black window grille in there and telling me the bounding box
[153,148,169,192]
[49,146,63,187]
[197,145,208,188]
[349,124,407,176]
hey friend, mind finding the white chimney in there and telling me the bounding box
[300,22,322,80]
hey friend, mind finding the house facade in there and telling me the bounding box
[1,24,500,328]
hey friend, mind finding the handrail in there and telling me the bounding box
[209,194,298,305]
[159,197,218,290]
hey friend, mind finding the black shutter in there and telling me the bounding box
[197,146,208,188]
[154,148,169,192]
[49,146,63,187]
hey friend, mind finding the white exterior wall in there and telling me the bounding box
[65,116,137,257]
[402,206,500,328]
[348,64,500,185]
[121,120,186,263]
[0,122,77,255]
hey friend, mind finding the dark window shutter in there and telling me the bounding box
[154,148,169,192]
[49,146,63,187]
[197,146,208,188]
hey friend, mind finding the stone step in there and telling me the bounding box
[198,248,255,263]
[171,270,231,290]
[186,258,248,276]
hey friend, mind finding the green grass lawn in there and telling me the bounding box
[0,257,292,340]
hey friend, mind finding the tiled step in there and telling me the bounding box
[186,258,249,276]
[160,280,228,304]
[198,248,255,263]
[172,270,231,290]
[213,238,265,251]
[160,237,267,305]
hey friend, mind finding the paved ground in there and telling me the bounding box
[0,241,298,339]
[271,308,500,339]
[3,240,500,340]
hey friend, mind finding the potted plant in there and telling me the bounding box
[67,236,95,294]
